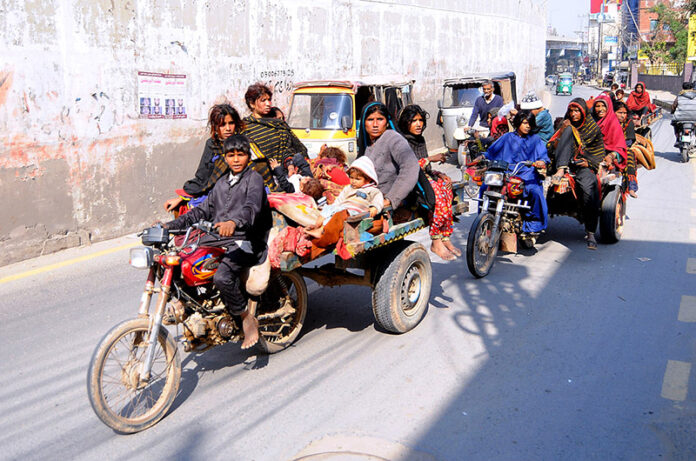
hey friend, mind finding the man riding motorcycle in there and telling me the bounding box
[671,81,696,147]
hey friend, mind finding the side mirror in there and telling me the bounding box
[437,99,442,109]
[341,115,352,132]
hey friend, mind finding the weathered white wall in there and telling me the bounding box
[0,0,545,265]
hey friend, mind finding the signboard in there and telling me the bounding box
[604,36,618,44]
[637,48,649,60]
[688,15,696,61]
[137,72,187,119]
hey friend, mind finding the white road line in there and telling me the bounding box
[661,360,691,402]
[688,259,696,274]
[678,295,696,322]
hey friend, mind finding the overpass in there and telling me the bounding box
[546,35,586,75]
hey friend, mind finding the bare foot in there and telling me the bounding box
[431,239,455,261]
[629,190,638,198]
[240,309,259,350]
[442,239,462,257]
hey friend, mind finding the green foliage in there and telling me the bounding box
[643,3,687,65]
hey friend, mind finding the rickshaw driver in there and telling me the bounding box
[465,80,503,130]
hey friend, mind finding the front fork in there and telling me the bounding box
[138,265,174,383]
[486,196,505,245]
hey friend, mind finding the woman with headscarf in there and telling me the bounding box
[613,101,639,198]
[483,110,550,236]
[398,104,460,260]
[549,98,606,249]
[592,93,628,170]
[626,82,656,117]
[357,102,419,214]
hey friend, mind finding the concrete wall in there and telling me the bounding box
[0,0,546,266]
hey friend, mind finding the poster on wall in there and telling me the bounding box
[137,72,187,119]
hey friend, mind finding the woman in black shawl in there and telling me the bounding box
[549,98,606,249]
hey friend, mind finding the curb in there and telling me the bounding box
[654,98,674,111]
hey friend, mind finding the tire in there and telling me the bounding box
[256,270,308,354]
[466,212,499,278]
[599,188,625,244]
[681,146,689,163]
[87,318,181,434]
[371,241,432,334]
[456,142,467,168]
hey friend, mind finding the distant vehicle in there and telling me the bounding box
[436,72,517,165]
[287,78,414,162]
[545,75,557,87]
[603,72,615,87]
[556,72,573,96]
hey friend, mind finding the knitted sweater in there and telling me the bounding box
[364,130,419,207]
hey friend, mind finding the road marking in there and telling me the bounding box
[661,360,691,401]
[0,241,138,285]
[688,259,696,274]
[679,296,696,322]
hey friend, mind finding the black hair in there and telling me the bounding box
[683,81,694,90]
[512,109,537,132]
[358,102,394,156]
[208,104,244,140]
[223,134,251,156]
[244,82,273,110]
[397,104,429,135]
[613,100,628,113]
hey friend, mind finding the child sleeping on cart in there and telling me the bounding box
[304,157,383,248]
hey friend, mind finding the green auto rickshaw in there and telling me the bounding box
[556,73,573,96]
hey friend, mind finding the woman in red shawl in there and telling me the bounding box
[626,82,656,117]
[591,93,628,171]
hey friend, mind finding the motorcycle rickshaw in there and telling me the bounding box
[436,72,517,166]
[286,79,414,162]
[556,72,573,96]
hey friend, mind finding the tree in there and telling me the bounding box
[641,3,688,65]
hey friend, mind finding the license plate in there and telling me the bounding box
[682,135,692,143]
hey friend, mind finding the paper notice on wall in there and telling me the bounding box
[137,72,187,119]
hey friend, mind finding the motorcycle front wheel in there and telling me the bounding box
[466,212,499,278]
[256,270,308,354]
[87,318,181,433]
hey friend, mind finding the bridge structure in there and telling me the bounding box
[546,35,587,76]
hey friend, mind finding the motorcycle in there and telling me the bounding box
[676,121,695,163]
[465,159,538,278]
[87,221,307,433]
[546,159,626,243]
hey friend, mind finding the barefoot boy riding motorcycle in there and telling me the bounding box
[163,134,272,349]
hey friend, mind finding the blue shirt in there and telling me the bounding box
[485,132,549,184]
[468,94,504,128]
[534,109,554,144]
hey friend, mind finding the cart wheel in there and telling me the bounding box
[599,188,625,244]
[372,241,432,333]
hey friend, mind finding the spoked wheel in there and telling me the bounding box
[87,318,181,433]
[466,212,499,278]
[372,241,432,333]
[599,188,626,243]
[256,270,308,354]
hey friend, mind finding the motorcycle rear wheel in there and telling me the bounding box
[87,318,181,433]
[681,146,689,163]
[466,212,499,278]
[256,271,308,354]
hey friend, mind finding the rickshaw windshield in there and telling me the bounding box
[287,93,353,130]
[559,76,573,84]
[442,85,482,108]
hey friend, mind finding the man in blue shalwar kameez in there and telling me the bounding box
[484,110,550,234]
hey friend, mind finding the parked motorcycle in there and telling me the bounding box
[466,159,536,278]
[676,121,695,163]
[87,221,307,433]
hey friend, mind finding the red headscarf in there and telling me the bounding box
[592,93,627,168]
[626,82,656,112]
[490,116,509,139]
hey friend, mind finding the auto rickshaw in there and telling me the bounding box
[436,72,517,165]
[556,72,573,96]
[286,79,414,162]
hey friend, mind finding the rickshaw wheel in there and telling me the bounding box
[372,241,432,334]
[599,188,625,244]
[256,271,308,354]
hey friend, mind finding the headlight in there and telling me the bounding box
[483,172,504,186]
[130,247,156,269]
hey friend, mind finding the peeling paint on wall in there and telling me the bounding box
[0,0,546,266]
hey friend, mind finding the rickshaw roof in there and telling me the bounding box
[443,72,516,86]
[294,77,415,92]
[559,72,573,77]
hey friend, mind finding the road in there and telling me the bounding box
[1,85,695,460]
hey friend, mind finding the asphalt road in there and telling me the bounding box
[1,85,695,460]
